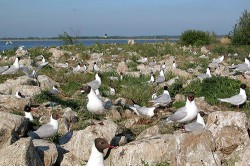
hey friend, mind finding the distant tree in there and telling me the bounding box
[58,26,81,45]
[229,10,250,45]
[179,30,211,46]
[58,32,74,45]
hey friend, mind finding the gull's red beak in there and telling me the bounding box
[108,145,116,149]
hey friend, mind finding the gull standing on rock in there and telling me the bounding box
[147,72,155,83]
[86,138,115,166]
[149,86,172,107]
[212,55,224,64]
[163,93,198,125]
[1,57,20,75]
[28,111,60,139]
[218,84,248,110]
[161,62,166,69]
[93,62,100,72]
[184,112,206,132]
[129,102,156,118]
[172,60,177,69]
[137,57,148,64]
[15,91,25,98]
[23,104,34,122]
[155,69,165,84]
[81,85,112,115]
[197,68,212,80]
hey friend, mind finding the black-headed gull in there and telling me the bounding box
[218,84,248,109]
[163,93,198,124]
[161,62,166,69]
[86,138,115,166]
[81,85,111,115]
[172,60,177,69]
[212,55,224,64]
[137,57,148,64]
[24,104,34,122]
[20,61,49,78]
[155,69,165,84]
[87,73,102,90]
[93,62,100,72]
[129,102,156,118]
[184,112,205,132]
[15,91,25,98]
[229,58,250,70]
[28,111,60,139]
[147,72,155,83]
[1,57,20,75]
[149,86,172,107]
[197,68,212,80]
[50,85,60,95]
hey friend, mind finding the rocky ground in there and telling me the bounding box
[0,41,250,166]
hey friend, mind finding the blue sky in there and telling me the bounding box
[1,0,249,37]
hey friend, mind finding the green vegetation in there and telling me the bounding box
[179,30,211,46]
[229,10,250,45]
[58,32,74,45]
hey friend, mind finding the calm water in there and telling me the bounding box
[0,39,178,51]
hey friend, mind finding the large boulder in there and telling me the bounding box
[11,85,41,97]
[206,111,249,155]
[136,125,160,140]
[0,138,43,166]
[0,76,37,94]
[49,48,64,59]
[105,130,220,166]
[117,61,128,74]
[0,94,30,112]
[224,143,250,166]
[200,46,210,54]
[58,107,78,135]
[0,112,28,149]
[33,139,58,166]
[58,119,118,165]
[37,75,59,91]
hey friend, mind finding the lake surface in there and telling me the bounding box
[0,39,178,51]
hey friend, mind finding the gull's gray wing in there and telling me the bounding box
[234,64,250,72]
[87,80,101,90]
[1,66,19,75]
[150,93,171,104]
[20,66,32,77]
[137,106,152,114]
[29,124,57,139]
[219,94,245,105]
[167,107,187,122]
[197,74,209,79]
[184,122,205,131]
[0,66,10,74]
[156,76,165,83]
[36,62,49,73]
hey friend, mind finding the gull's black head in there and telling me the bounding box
[240,84,247,90]
[95,138,114,153]
[187,92,195,102]
[80,84,91,94]
[24,105,31,112]
[163,86,168,91]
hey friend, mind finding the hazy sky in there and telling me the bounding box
[1,0,249,38]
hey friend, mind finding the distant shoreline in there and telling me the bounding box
[0,38,179,42]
